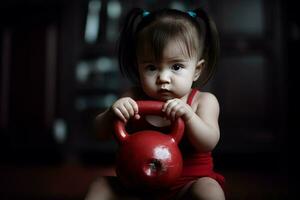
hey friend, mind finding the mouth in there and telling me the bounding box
[157,89,174,100]
[158,89,170,94]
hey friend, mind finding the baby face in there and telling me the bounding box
[137,39,203,101]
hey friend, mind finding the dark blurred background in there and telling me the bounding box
[0,0,294,199]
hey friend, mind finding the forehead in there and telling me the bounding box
[137,38,191,62]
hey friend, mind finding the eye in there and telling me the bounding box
[146,64,157,71]
[171,64,183,71]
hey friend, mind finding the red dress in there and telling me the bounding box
[126,89,225,199]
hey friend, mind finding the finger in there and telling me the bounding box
[165,100,179,117]
[172,104,185,120]
[123,101,135,118]
[162,99,174,112]
[118,104,131,120]
[162,101,168,112]
[171,110,177,121]
[134,114,141,120]
[113,107,127,122]
[128,98,139,114]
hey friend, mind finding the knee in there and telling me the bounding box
[188,177,225,200]
[85,177,115,200]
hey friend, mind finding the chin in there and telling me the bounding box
[145,91,176,101]
[157,95,175,101]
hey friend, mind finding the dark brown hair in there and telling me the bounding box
[118,8,219,87]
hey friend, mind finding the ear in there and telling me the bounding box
[193,59,205,81]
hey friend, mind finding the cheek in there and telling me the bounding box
[140,74,155,89]
[177,72,194,83]
[174,75,194,89]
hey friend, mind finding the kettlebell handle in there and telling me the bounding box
[114,101,184,144]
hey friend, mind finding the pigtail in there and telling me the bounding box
[193,8,220,86]
[118,8,144,84]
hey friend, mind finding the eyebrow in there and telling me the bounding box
[139,57,188,64]
[166,58,188,63]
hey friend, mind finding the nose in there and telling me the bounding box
[157,70,170,84]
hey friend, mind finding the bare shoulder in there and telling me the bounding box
[193,91,220,113]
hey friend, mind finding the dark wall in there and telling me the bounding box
[0,0,292,199]
[0,0,290,165]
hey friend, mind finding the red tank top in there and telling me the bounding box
[127,89,214,177]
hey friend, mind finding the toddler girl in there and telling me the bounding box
[87,7,225,200]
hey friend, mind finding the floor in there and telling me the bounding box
[0,160,289,200]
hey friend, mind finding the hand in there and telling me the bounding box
[162,98,195,122]
[111,97,140,122]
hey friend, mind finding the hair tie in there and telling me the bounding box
[187,11,197,18]
[142,10,150,17]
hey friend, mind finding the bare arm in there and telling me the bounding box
[185,92,220,152]
[163,92,220,152]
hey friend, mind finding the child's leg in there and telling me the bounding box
[85,177,116,200]
[179,177,225,200]
[85,176,141,200]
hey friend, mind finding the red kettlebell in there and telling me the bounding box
[114,101,184,190]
